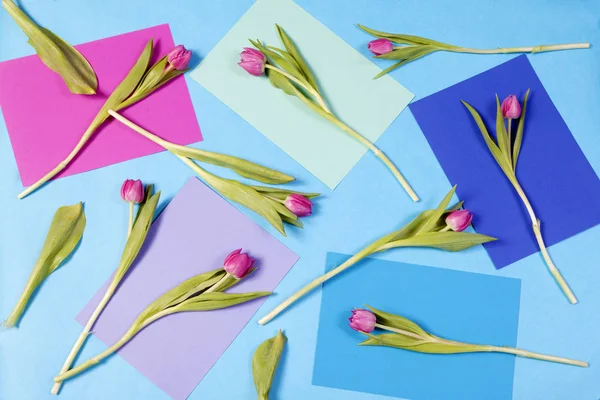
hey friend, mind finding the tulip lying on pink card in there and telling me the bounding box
[77,177,299,399]
[0,24,201,186]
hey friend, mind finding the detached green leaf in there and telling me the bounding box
[2,0,97,95]
[512,89,530,169]
[253,330,287,400]
[172,147,295,185]
[4,203,86,327]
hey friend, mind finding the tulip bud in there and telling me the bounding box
[445,209,473,232]
[167,45,192,71]
[368,38,394,56]
[120,179,144,204]
[223,248,254,279]
[238,47,266,76]
[501,95,522,119]
[284,194,312,217]
[348,309,376,333]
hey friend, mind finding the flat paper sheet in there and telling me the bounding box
[410,56,600,269]
[313,253,521,400]
[77,178,299,399]
[191,0,413,189]
[0,24,201,186]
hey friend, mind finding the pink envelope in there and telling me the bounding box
[0,24,202,186]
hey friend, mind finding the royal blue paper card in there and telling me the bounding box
[313,253,521,400]
[410,55,600,269]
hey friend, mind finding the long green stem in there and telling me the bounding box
[513,182,577,304]
[452,42,590,54]
[50,280,119,394]
[127,202,134,238]
[375,323,587,367]
[266,66,418,202]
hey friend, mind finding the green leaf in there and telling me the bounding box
[175,291,272,312]
[266,67,297,96]
[357,24,456,48]
[386,231,496,252]
[265,197,298,221]
[253,330,287,399]
[275,24,320,94]
[198,171,286,236]
[374,45,435,61]
[2,0,97,95]
[461,100,518,187]
[282,215,304,228]
[3,203,86,328]
[105,39,153,116]
[367,305,429,337]
[172,147,295,185]
[112,190,161,285]
[249,186,320,200]
[372,45,436,78]
[512,89,530,169]
[360,333,482,354]
[416,185,456,235]
[130,55,168,99]
[495,95,511,164]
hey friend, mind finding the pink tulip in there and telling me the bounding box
[501,95,522,119]
[284,194,313,217]
[223,248,254,279]
[120,179,144,204]
[238,47,266,76]
[445,209,473,232]
[167,45,192,71]
[348,309,376,333]
[368,38,394,56]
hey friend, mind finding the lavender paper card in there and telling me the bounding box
[410,55,600,269]
[76,178,298,399]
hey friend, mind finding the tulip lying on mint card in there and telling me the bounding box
[410,55,600,270]
[192,0,414,190]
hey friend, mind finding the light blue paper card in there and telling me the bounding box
[191,0,414,189]
[313,253,521,400]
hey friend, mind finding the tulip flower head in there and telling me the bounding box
[284,194,312,217]
[120,179,144,204]
[238,47,266,76]
[223,248,255,279]
[349,309,376,333]
[501,95,522,119]
[368,38,394,56]
[167,45,192,71]
[445,209,473,232]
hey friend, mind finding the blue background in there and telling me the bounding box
[1,1,599,399]
[314,253,521,400]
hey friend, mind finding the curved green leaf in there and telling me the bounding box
[386,231,496,252]
[3,203,86,327]
[249,186,320,200]
[3,0,97,95]
[512,89,530,169]
[175,291,272,312]
[367,305,429,337]
[360,333,482,354]
[253,330,287,400]
[275,24,320,93]
[357,24,456,48]
[416,185,456,235]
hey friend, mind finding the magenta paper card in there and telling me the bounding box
[0,24,201,186]
[77,178,298,399]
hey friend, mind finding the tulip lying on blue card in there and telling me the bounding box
[349,307,588,368]
[259,185,495,324]
[462,92,578,304]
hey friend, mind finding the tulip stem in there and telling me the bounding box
[51,279,120,394]
[453,42,590,54]
[204,273,232,294]
[513,182,577,304]
[127,202,134,238]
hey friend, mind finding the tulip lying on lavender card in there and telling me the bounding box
[0,24,201,186]
[313,253,521,400]
[410,55,600,269]
[76,177,298,400]
[191,0,413,189]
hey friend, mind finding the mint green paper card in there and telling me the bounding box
[191,0,414,189]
